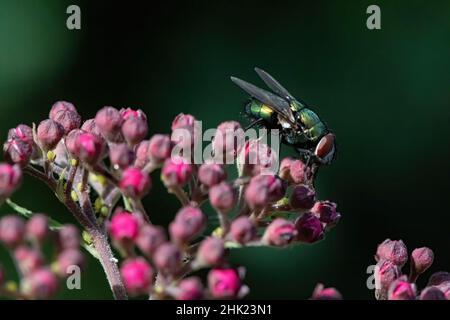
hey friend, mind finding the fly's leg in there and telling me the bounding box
[244,118,264,131]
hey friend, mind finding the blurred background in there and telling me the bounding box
[1,0,449,299]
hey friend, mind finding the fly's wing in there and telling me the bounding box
[230,76,297,125]
[255,67,307,108]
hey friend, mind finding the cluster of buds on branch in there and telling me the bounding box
[373,239,449,300]
[0,100,342,299]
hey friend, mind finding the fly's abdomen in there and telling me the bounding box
[245,99,276,124]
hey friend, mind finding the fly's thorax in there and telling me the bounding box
[305,122,328,141]
[298,108,322,128]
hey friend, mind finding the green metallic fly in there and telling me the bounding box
[231,67,336,168]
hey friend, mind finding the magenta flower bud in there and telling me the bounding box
[436,282,450,299]
[81,118,102,137]
[279,157,308,184]
[122,117,148,146]
[230,216,257,244]
[212,121,244,162]
[388,277,416,300]
[64,129,83,158]
[209,182,237,213]
[119,167,151,199]
[238,140,277,176]
[427,271,450,286]
[109,211,140,243]
[262,218,297,247]
[21,268,58,299]
[136,224,166,257]
[411,247,434,275]
[120,258,153,296]
[289,185,316,210]
[75,132,106,165]
[36,119,65,151]
[376,239,408,267]
[176,277,204,300]
[153,242,182,274]
[294,213,324,244]
[420,286,446,300]
[245,174,286,209]
[49,101,77,119]
[120,108,147,122]
[109,143,135,169]
[50,102,81,134]
[0,215,25,247]
[3,138,33,167]
[208,268,242,299]
[56,249,85,277]
[169,206,206,244]
[14,246,44,275]
[134,140,150,168]
[58,224,81,249]
[147,134,172,162]
[374,260,401,299]
[26,214,49,243]
[198,163,226,187]
[196,237,227,267]
[0,163,22,200]
[311,283,343,300]
[95,106,123,141]
[171,113,196,131]
[7,124,33,143]
[311,200,341,226]
[161,158,193,187]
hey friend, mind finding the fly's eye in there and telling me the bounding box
[315,133,335,161]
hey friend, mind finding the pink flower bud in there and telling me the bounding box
[50,103,81,134]
[120,108,147,122]
[7,124,33,143]
[427,271,450,286]
[37,119,65,151]
[311,283,343,300]
[64,129,83,158]
[176,277,204,300]
[161,158,193,187]
[95,106,123,141]
[171,113,195,131]
[208,268,242,299]
[148,134,172,162]
[212,121,244,162]
[75,132,106,165]
[0,163,22,200]
[420,286,446,300]
[388,277,416,300]
[294,213,324,244]
[435,282,450,299]
[122,117,148,146]
[109,211,140,243]
[376,239,408,267]
[49,101,77,119]
[56,249,85,277]
[134,140,150,168]
[136,224,166,257]
[21,268,58,299]
[289,185,316,210]
[169,206,206,244]
[26,214,49,243]
[411,247,434,275]
[230,216,257,244]
[245,174,286,209]
[238,140,277,176]
[198,163,226,187]
[81,118,102,137]
[279,158,308,184]
[120,258,153,296]
[14,246,44,275]
[209,182,237,213]
[3,138,33,167]
[153,242,182,274]
[109,143,135,169]
[374,260,401,299]
[58,224,81,249]
[311,200,341,226]
[196,237,227,267]
[0,215,25,247]
[119,167,151,198]
[262,218,297,247]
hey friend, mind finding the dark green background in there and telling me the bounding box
[1,0,449,299]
